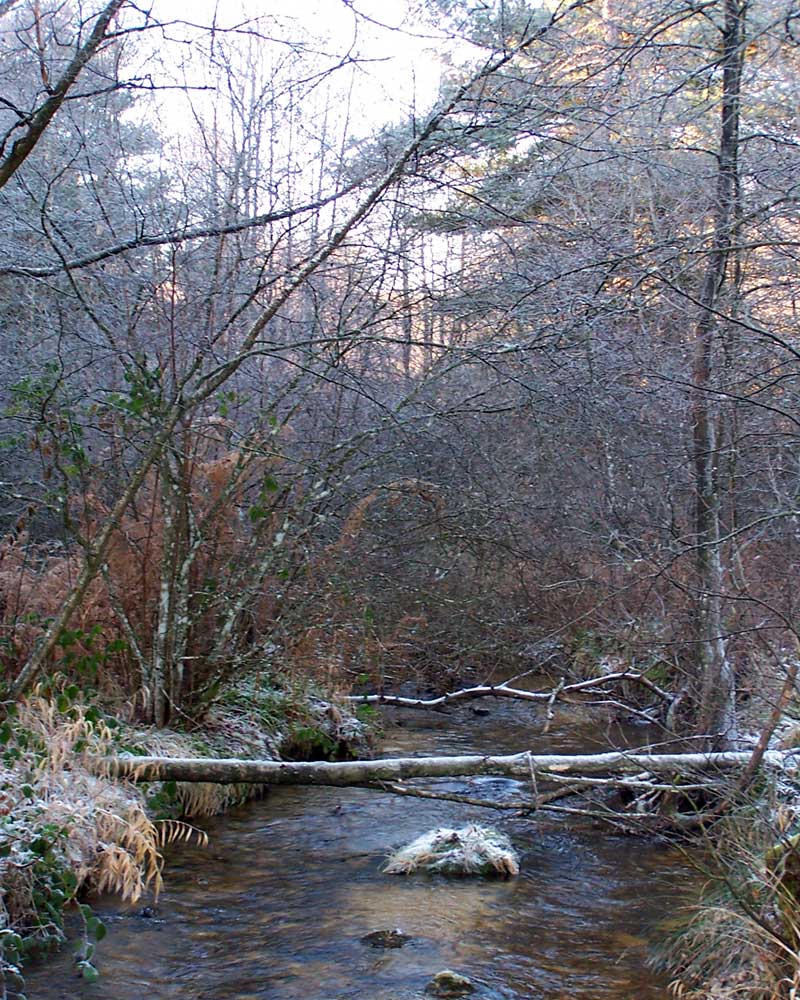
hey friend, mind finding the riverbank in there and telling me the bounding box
[5,674,800,1000]
[0,679,370,992]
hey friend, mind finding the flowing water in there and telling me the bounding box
[28,697,699,999]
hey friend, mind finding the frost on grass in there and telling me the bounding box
[384,824,520,877]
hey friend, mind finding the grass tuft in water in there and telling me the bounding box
[384,824,519,877]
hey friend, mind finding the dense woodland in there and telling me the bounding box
[2,0,799,738]
[1,0,800,996]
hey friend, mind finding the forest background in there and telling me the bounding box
[1,0,800,993]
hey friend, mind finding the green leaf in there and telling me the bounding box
[28,836,51,856]
[77,959,99,982]
[57,629,77,649]
[88,917,107,942]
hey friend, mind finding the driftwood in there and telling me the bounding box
[344,672,673,712]
[101,748,798,786]
[363,782,704,831]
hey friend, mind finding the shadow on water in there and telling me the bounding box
[27,695,699,999]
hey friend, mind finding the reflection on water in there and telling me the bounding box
[28,696,696,999]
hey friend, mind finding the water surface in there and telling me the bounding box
[28,696,696,999]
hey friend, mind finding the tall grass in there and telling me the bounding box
[655,800,800,1000]
[0,693,215,990]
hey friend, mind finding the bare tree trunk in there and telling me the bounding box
[402,252,413,378]
[151,456,177,726]
[692,0,747,748]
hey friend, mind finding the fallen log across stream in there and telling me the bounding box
[100,748,799,786]
[343,672,673,710]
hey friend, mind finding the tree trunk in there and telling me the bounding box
[691,0,746,748]
[100,748,792,786]
[6,17,576,705]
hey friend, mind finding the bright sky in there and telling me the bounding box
[150,0,447,135]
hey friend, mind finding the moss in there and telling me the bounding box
[425,970,475,997]
[281,723,340,761]
[642,658,674,688]
[143,780,184,820]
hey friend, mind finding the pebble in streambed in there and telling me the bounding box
[361,929,413,949]
[426,970,475,997]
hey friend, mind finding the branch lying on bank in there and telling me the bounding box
[344,671,674,712]
[99,748,798,786]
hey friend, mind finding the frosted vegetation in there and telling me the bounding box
[384,825,520,877]
[1,0,800,997]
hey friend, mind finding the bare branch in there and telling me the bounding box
[0,0,128,190]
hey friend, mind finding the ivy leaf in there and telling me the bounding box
[88,917,107,942]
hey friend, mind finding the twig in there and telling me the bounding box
[543,679,564,733]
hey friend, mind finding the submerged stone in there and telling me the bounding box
[361,928,412,949]
[425,970,475,997]
[384,824,519,877]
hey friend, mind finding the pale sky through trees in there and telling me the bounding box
[150,0,446,138]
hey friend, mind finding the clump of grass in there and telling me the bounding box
[132,678,370,818]
[3,695,166,898]
[0,677,369,992]
[384,824,520,877]
[0,694,204,990]
[653,800,800,1000]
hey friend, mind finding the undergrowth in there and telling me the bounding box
[0,695,172,995]
[653,797,800,1000]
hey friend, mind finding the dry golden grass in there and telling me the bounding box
[659,806,800,1000]
[0,692,213,951]
[6,696,166,904]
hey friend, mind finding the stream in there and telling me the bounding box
[28,696,699,999]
